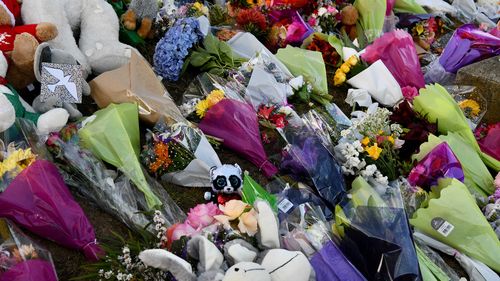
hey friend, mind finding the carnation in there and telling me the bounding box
[154,17,203,81]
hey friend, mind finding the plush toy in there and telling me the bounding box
[0,52,68,134]
[139,200,314,281]
[0,0,58,89]
[121,0,158,39]
[204,164,243,206]
[21,0,133,76]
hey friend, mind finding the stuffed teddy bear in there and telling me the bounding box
[0,0,58,89]
[0,51,69,134]
[21,0,133,76]
[121,0,158,39]
[139,200,314,281]
[204,164,243,206]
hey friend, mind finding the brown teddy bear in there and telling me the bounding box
[0,0,57,89]
[121,0,158,39]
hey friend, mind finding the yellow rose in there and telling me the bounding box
[340,63,351,73]
[346,55,358,66]
[238,209,258,236]
[219,200,248,220]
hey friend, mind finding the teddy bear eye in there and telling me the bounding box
[229,175,241,188]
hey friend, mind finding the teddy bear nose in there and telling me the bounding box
[234,268,239,272]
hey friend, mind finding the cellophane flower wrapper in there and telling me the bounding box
[445,85,487,131]
[414,84,500,172]
[79,103,163,209]
[410,178,500,272]
[353,0,386,43]
[237,52,294,110]
[407,142,465,190]
[301,109,341,154]
[336,177,420,281]
[424,24,500,84]
[179,72,247,117]
[47,125,185,233]
[452,0,497,28]
[361,29,425,89]
[414,239,461,281]
[0,219,58,281]
[0,120,103,261]
[276,46,328,96]
[279,122,346,211]
[393,0,426,14]
[199,99,278,177]
[141,121,222,187]
[241,173,277,211]
[414,232,500,281]
[279,201,366,281]
[347,60,403,106]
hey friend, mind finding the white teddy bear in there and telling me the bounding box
[21,0,133,76]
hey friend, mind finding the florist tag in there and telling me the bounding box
[431,217,455,237]
[278,198,294,213]
[40,63,83,106]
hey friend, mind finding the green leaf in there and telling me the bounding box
[190,51,213,67]
[327,35,344,61]
[203,33,219,56]
[181,55,191,75]
[208,67,225,76]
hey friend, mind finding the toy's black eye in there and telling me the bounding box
[229,175,241,188]
[213,176,227,190]
[234,268,239,272]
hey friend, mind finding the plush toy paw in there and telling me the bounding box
[35,22,58,42]
[121,9,137,31]
[0,93,15,133]
[137,17,153,39]
[85,42,132,74]
[11,33,39,68]
[37,108,69,134]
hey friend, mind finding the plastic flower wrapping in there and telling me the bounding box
[424,24,500,84]
[361,29,425,89]
[0,219,58,281]
[335,177,421,281]
[141,120,222,187]
[353,0,386,42]
[280,120,347,211]
[410,178,500,272]
[0,120,102,261]
[277,186,366,281]
[46,123,185,233]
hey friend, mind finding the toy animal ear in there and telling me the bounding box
[234,164,242,175]
[210,166,217,179]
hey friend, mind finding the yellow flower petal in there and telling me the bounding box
[361,137,370,146]
[365,144,382,160]
[340,64,351,73]
[334,72,347,86]
[195,99,211,118]
[346,55,358,66]
[238,209,258,236]
[220,200,248,220]
[458,99,481,117]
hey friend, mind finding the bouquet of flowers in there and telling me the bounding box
[0,219,58,281]
[334,104,405,183]
[303,33,342,67]
[0,119,102,260]
[353,0,386,42]
[335,177,421,281]
[267,9,313,48]
[396,14,448,51]
[46,123,186,233]
[278,194,366,281]
[154,17,204,81]
[280,120,347,211]
[424,24,500,84]
[307,4,341,35]
[141,120,222,187]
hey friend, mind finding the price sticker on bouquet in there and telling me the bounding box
[278,198,294,213]
[431,217,455,237]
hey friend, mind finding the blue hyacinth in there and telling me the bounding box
[154,17,203,81]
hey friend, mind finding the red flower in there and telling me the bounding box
[270,113,288,128]
[236,8,268,31]
[258,104,276,120]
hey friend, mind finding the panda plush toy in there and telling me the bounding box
[204,164,243,205]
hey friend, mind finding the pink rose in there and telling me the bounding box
[327,6,337,14]
[186,202,221,229]
[402,86,419,102]
[308,17,317,27]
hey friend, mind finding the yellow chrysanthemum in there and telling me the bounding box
[334,71,346,86]
[361,137,370,146]
[196,99,211,118]
[206,89,225,107]
[458,99,481,117]
[346,55,358,66]
[365,144,382,160]
[0,148,36,178]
